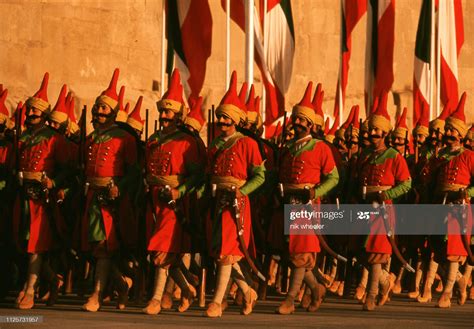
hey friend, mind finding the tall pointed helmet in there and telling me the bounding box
[325,112,340,143]
[369,92,392,133]
[66,92,80,135]
[246,85,262,129]
[185,96,205,132]
[216,70,246,124]
[348,105,360,138]
[158,68,184,114]
[324,117,330,136]
[96,68,120,111]
[393,107,408,138]
[413,102,429,137]
[429,101,452,133]
[26,72,51,114]
[293,81,317,125]
[49,84,69,125]
[446,92,468,138]
[336,105,356,139]
[466,125,474,142]
[115,86,129,123]
[0,89,14,129]
[127,96,144,132]
[311,83,325,127]
[238,82,249,106]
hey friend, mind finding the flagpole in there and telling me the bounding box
[262,0,267,129]
[245,0,255,96]
[436,0,441,117]
[338,0,344,125]
[161,0,167,96]
[226,0,231,88]
[429,0,435,120]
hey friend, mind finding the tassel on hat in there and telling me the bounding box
[311,83,325,127]
[446,92,468,138]
[127,96,144,132]
[368,92,392,133]
[393,107,408,139]
[185,96,205,132]
[158,68,184,114]
[215,71,246,125]
[49,84,69,125]
[26,72,51,114]
[96,68,120,111]
[292,81,317,125]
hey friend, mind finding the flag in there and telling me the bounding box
[365,0,395,113]
[334,0,366,125]
[413,0,432,126]
[438,0,464,109]
[221,0,295,125]
[166,0,212,99]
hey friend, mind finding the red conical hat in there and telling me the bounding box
[115,86,128,123]
[369,92,392,132]
[413,102,429,137]
[0,84,3,94]
[324,117,330,135]
[127,96,144,132]
[49,84,69,124]
[10,101,26,129]
[239,82,249,107]
[311,83,325,127]
[159,68,184,114]
[246,85,262,128]
[0,89,9,117]
[446,92,468,137]
[96,68,120,111]
[216,70,246,124]
[66,93,80,135]
[293,81,317,125]
[336,105,356,139]
[27,72,51,113]
[429,101,452,132]
[325,112,340,143]
[393,107,408,138]
[185,96,205,132]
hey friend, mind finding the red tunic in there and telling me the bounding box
[145,130,202,253]
[12,126,70,253]
[432,147,474,257]
[80,125,137,252]
[270,138,337,254]
[358,148,411,254]
[0,139,13,242]
[207,134,263,258]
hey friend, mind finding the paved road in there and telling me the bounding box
[0,294,473,329]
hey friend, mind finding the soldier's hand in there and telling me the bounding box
[377,191,389,203]
[170,188,180,200]
[41,177,54,190]
[457,189,468,203]
[56,189,65,202]
[108,185,119,199]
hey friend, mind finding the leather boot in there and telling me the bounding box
[469,286,474,300]
[392,267,404,294]
[18,293,35,310]
[161,292,173,309]
[354,285,366,302]
[82,292,101,312]
[299,287,311,309]
[378,273,395,306]
[457,275,468,306]
[276,297,295,315]
[241,288,258,315]
[47,275,63,307]
[178,285,197,313]
[417,260,438,303]
[362,294,376,311]
[437,292,451,308]
[142,298,161,315]
[329,280,341,293]
[308,283,326,312]
[205,302,222,318]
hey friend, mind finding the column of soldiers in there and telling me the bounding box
[0,68,473,318]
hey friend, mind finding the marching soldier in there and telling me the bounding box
[275,82,339,314]
[80,69,139,312]
[205,71,265,317]
[142,69,204,315]
[425,93,473,308]
[356,92,411,311]
[12,73,73,309]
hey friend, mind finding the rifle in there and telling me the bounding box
[414,139,419,165]
[403,129,409,158]
[211,104,215,141]
[207,109,212,146]
[154,120,158,133]
[145,109,149,141]
[435,128,440,158]
[458,189,474,265]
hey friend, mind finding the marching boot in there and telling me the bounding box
[437,261,458,308]
[18,254,43,310]
[46,274,63,307]
[206,264,231,317]
[304,270,326,312]
[82,258,111,312]
[378,272,396,306]
[417,260,438,303]
[230,262,257,315]
[355,267,368,302]
[469,286,474,300]
[299,286,311,309]
[161,276,175,309]
[276,267,305,315]
[363,264,381,311]
[241,287,258,315]
[392,267,404,294]
[169,267,196,313]
[142,267,168,315]
[407,261,423,299]
[457,264,472,305]
[82,292,101,312]
[435,274,443,292]
[109,265,133,310]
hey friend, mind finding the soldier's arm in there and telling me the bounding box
[240,138,266,196]
[314,167,339,199]
[384,153,412,200]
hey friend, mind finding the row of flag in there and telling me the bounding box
[164,0,464,135]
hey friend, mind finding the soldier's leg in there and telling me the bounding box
[231,262,257,315]
[109,262,133,310]
[17,253,42,309]
[355,266,368,302]
[205,262,232,317]
[276,267,305,314]
[417,259,438,303]
[378,258,395,306]
[169,266,196,313]
[41,257,62,306]
[303,268,326,312]
[363,263,382,311]
[408,260,423,298]
[456,264,471,305]
[142,266,168,315]
[82,257,111,312]
[437,261,459,308]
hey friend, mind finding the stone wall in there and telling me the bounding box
[0,0,472,134]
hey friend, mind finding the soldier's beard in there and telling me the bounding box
[443,135,459,143]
